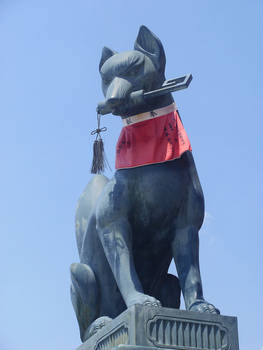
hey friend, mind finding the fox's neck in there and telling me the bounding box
[122,93,174,118]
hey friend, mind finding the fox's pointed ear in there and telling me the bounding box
[134,25,166,74]
[99,47,117,71]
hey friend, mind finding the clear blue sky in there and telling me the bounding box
[0,1,262,349]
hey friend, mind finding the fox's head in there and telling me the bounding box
[98,26,173,117]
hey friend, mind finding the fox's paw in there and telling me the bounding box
[127,292,161,308]
[83,316,112,341]
[189,299,220,314]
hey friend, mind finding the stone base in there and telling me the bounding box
[77,305,239,350]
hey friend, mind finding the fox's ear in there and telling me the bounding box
[99,47,117,71]
[134,25,166,74]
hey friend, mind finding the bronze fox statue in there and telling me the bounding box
[70,25,219,342]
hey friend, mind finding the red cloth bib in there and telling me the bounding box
[115,105,192,169]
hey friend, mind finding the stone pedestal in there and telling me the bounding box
[77,305,239,350]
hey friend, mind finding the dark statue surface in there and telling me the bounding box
[70,26,223,344]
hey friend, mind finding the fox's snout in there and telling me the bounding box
[105,77,133,107]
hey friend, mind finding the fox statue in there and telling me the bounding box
[70,25,219,343]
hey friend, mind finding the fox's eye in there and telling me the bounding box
[127,65,140,76]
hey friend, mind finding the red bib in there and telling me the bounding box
[115,103,192,169]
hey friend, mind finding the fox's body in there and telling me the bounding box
[71,26,219,342]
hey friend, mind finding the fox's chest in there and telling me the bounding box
[127,161,189,238]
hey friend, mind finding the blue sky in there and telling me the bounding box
[0,1,262,349]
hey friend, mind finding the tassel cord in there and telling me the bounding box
[90,113,107,140]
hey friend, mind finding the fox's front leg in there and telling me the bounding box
[96,180,160,308]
